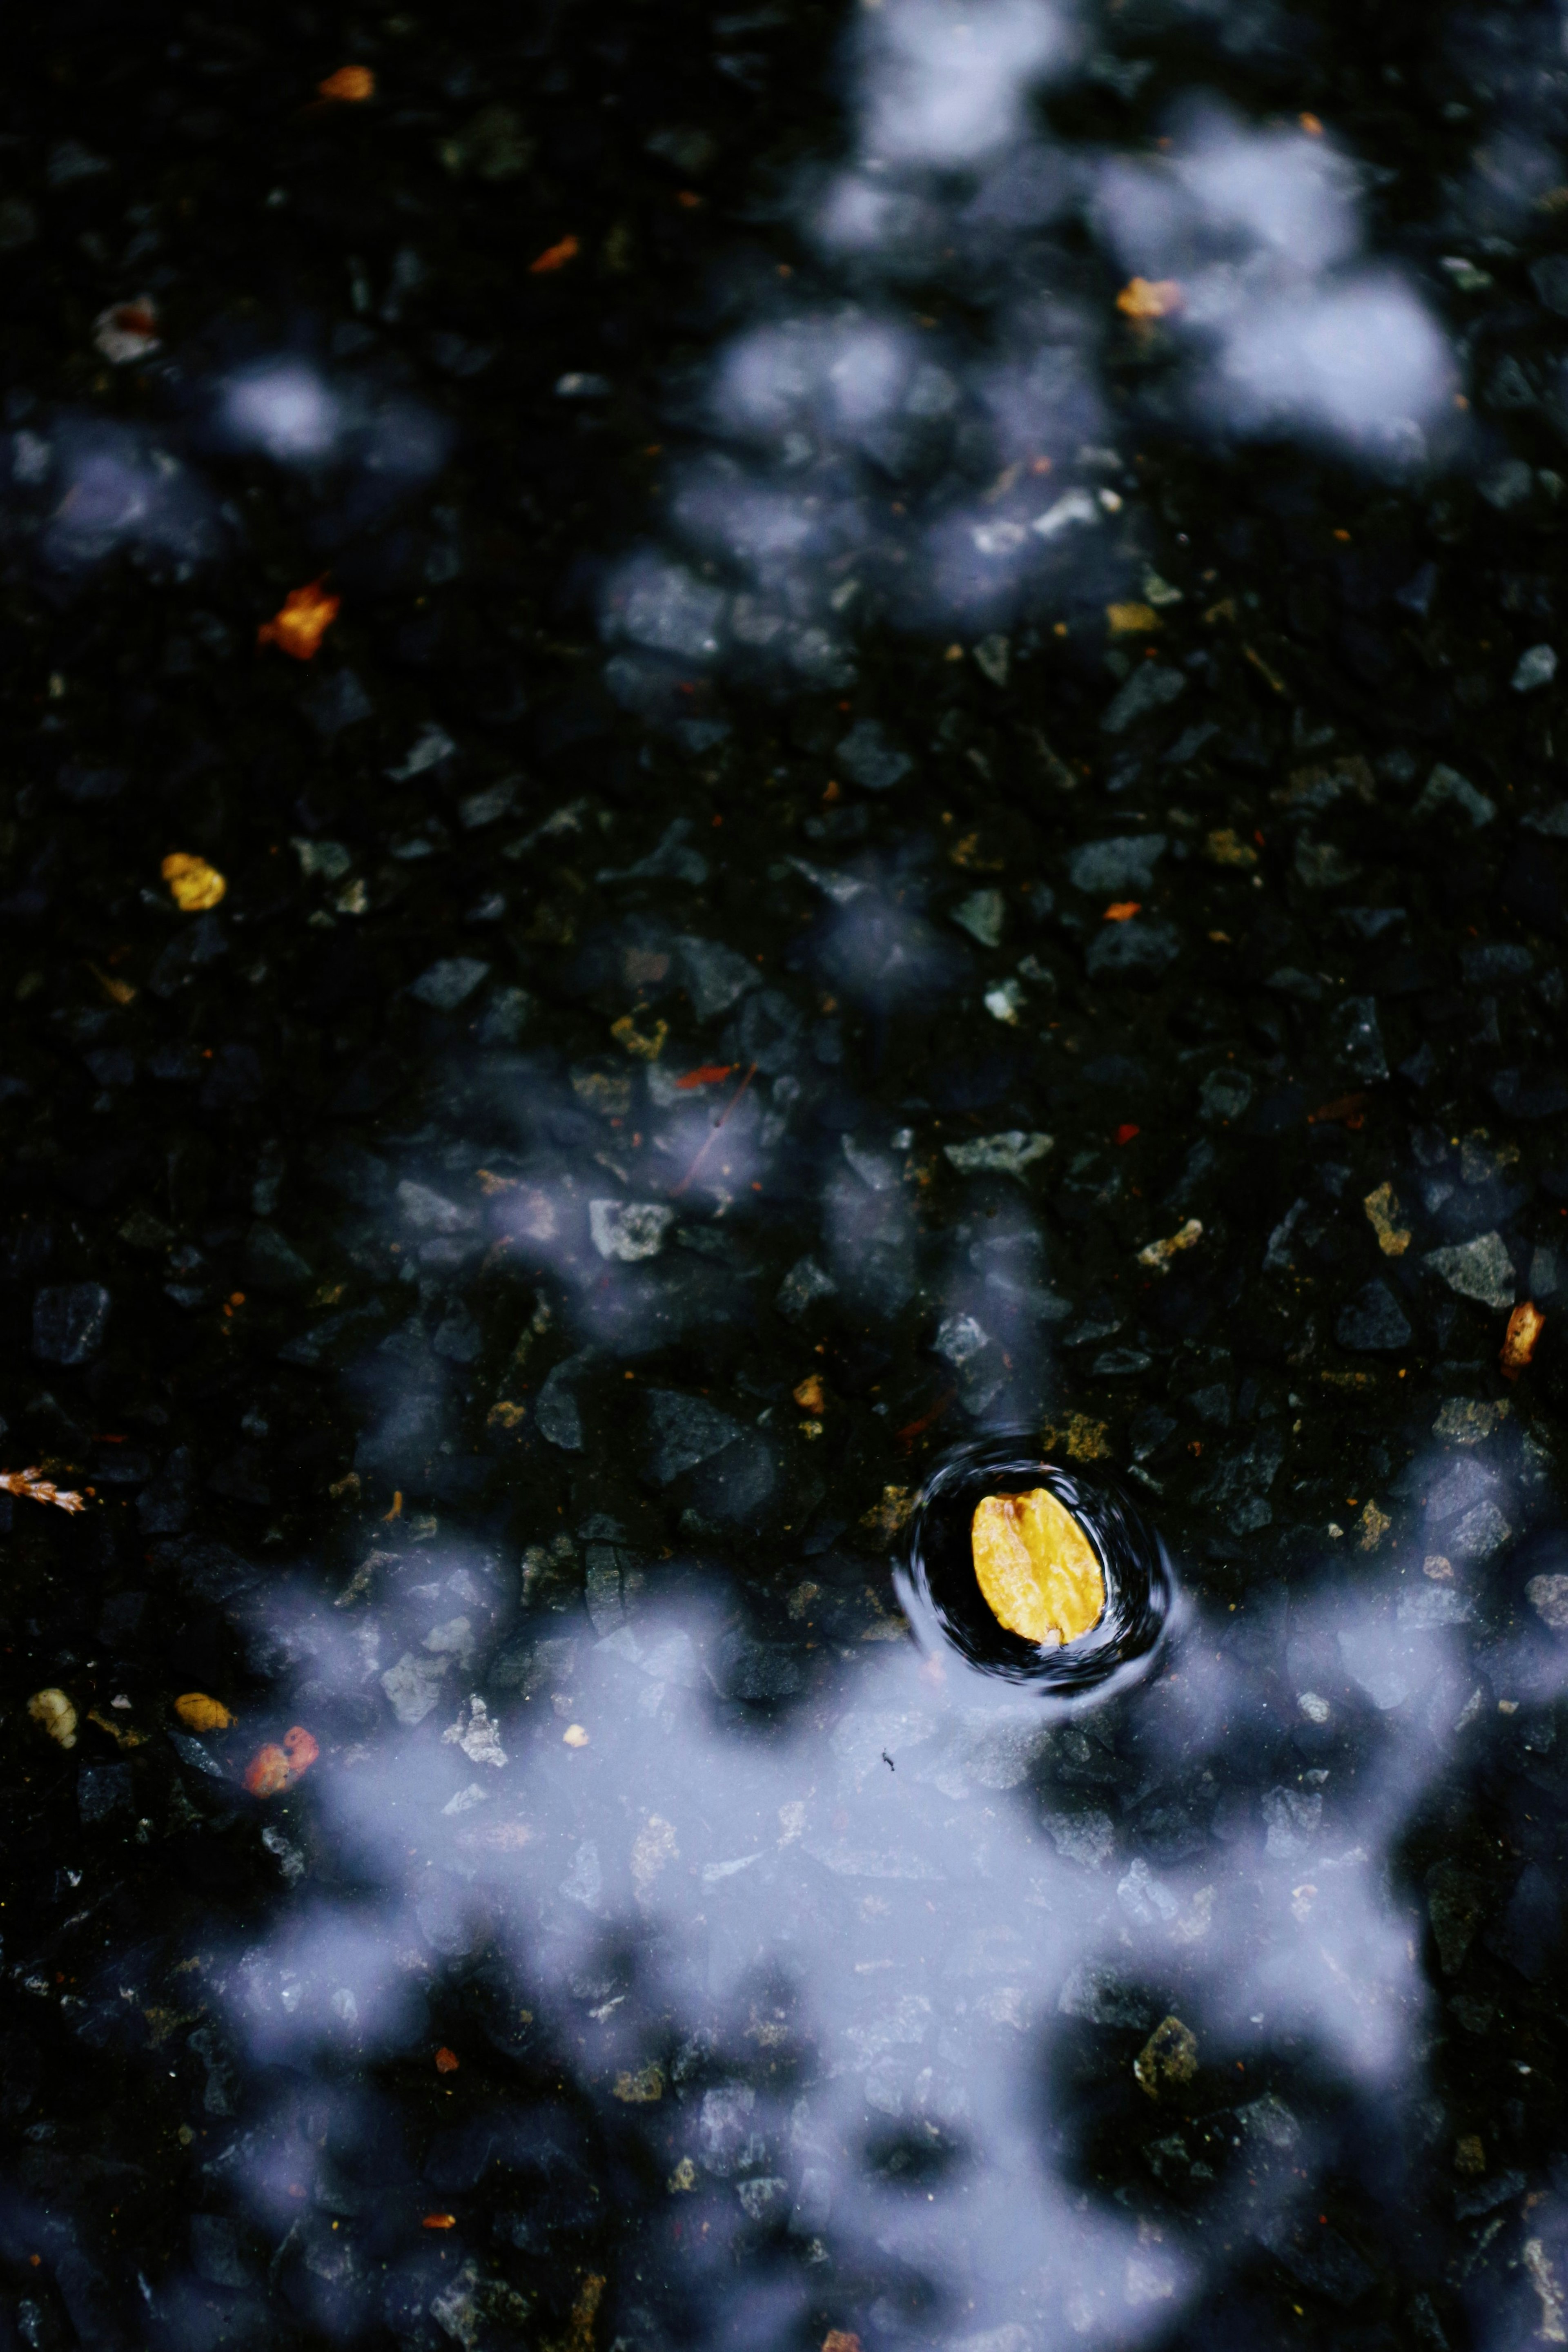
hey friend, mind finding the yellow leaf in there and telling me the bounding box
[175,1692,235,1732]
[161,853,227,913]
[971,1488,1105,1647]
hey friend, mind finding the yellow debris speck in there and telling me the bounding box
[161,852,227,912]
[971,1488,1105,1647]
[1107,602,1161,638]
[1205,827,1258,869]
[563,1723,590,1748]
[1362,1181,1411,1258]
[1138,1217,1203,1273]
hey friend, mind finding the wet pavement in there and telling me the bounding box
[4,0,1568,2348]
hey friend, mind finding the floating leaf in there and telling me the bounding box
[162,852,227,912]
[257,577,340,662]
[971,1489,1105,1647]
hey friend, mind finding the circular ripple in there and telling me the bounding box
[900,1433,1174,1695]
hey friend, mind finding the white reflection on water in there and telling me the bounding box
[601,18,1461,691]
[203,1427,1552,2347]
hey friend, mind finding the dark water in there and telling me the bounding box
[4,1,1568,2349]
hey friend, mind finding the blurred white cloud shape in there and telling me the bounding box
[220,359,341,463]
[1178,112,1361,274]
[1213,271,1454,443]
[854,0,1075,168]
[1096,110,1360,280]
[714,314,915,443]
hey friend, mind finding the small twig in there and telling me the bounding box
[670,1061,758,1199]
[0,1468,87,1514]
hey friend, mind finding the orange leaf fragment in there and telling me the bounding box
[529,234,580,275]
[675,1064,735,1090]
[1115,1123,1140,1146]
[245,1744,292,1797]
[319,65,375,102]
[824,2334,863,2352]
[176,1692,235,1733]
[793,1373,825,1414]
[1501,1300,1546,1381]
[435,2046,460,2074]
[244,1725,320,1796]
[1307,1090,1367,1128]
[1116,276,1183,321]
[1103,901,1140,923]
[423,2214,457,2230]
[257,577,340,662]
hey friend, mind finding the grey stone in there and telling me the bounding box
[1413,765,1495,827]
[305,667,374,736]
[1527,1572,1568,1632]
[1425,1231,1515,1312]
[33,1281,111,1365]
[536,1355,591,1451]
[589,1199,673,1262]
[381,1651,450,1725]
[78,1763,131,1822]
[1101,664,1185,734]
[409,957,491,1012]
[943,1131,1053,1177]
[241,1222,313,1291]
[836,718,912,793]
[1199,1068,1253,1122]
[642,1389,744,1486]
[677,935,760,1020]
[617,561,724,660]
[1513,644,1557,693]
[1449,1501,1512,1561]
[1057,1962,1158,2029]
[1085,917,1181,983]
[1067,834,1166,893]
[190,2216,252,2289]
[396,1180,480,1235]
[1335,1281,1412,1353]
[1331,995,1388,1083]
[1531,254,1568,314]
[951,888,1006,948]
[776,1255,837,1320]
[1427,1862,1488,1972]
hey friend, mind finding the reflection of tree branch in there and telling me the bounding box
[670,1060,757,1198]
